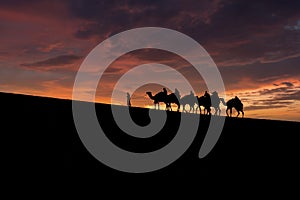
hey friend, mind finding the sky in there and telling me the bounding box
[1,0,300,121]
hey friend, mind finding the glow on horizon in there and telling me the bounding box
[3,79,300,122]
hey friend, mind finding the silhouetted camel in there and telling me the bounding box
[196,95,211,115]
[180,94,211,114]
[180,94,198,113]
[165,93,180,111]
[226,97,244,117]
[211,91,226,115]
[146,91,165,110]
[146,91,180,111]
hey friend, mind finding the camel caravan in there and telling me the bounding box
[145,88,244,118]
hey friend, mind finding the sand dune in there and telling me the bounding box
[1,92,299,179]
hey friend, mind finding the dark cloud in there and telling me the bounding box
[105,67,123,74]
[186,0,300,65]
[257,85,297,96]
[258,100,294,105]
[246,105,287,111]
[258,87,290,96]
[68,0,224,40]
[243,96,296,111]
[285,20,300,31]
[236,80,300,112]
[21,55,82,67]
[281,81,294,87]
[64,0,300,69]
[273,90,300,101]
[220,56,300,90]
[0,0,40,7]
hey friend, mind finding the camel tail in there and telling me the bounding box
[220,98,226,106]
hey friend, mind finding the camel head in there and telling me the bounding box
[146,92,154,99]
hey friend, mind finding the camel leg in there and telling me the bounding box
[214,107,217,115]
[236,111,240,117]
[184,105,188,113]
[197,106,200,114]
[189,104,192,113]
[241,110,244,118]
[165,103,170,111]
[227,108,232,117]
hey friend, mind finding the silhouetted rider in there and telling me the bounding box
[204,91,211,104]
[204,91,210,99]
[174,88,180,99]
[234,96,241,104]
[212,91,219,97]
[163,88,167,95]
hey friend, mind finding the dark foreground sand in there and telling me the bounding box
[1,92,299,181]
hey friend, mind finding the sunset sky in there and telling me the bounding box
[1,0,300,121]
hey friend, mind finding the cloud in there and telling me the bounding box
[20,55,82,68]
[285,20,300,31]
[232,81,300,115]
[70,0,225,40]
[1,0,300,121]
[246,105,287,111]
[281,81,294,87]
[104,67,124,74]
[258,87,291,96]
[219,56,300,91]
[273,90,300,101]
[198,1,300,66]
[37,42,65,53]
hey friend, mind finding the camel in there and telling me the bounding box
[211,91,226,115]
[146,91,180,111]
[226,97,244,118]
[196,95,211,115]
[180,94,211,115]
[180,94,198,113]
